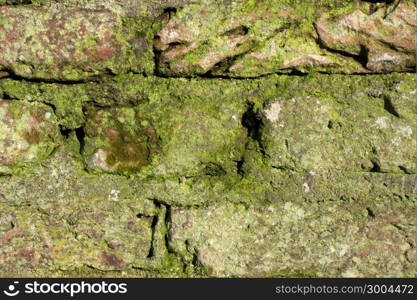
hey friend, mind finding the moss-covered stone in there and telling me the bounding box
[169,200,415,277]
[83,106,158,174]
[0,141,163,275]
[315,0,416,72]
[0,99,60,174]
[0,5,154,80]
[155,0,415,76]
[260,75,415,173]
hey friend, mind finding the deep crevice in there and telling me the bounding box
[1,0,34,6]
[235,159,245,176]
[162,7,177,15]
[164,204,174,254]
[383,95,400,117]
[207,44,258,76]
[222,25,249,37]
[366,207,376,218]
[38,101,57,114]
[1,91,15,100]
[136,213,152,218]
[147,214,159,258]
[59,125,72,139]
[242,103,262,142]
[370,160,381,172]
[74,127,86,154]
[242,103,268,154]
[314,35,369,69]
[145,199,174,258]
[191,251,199,266]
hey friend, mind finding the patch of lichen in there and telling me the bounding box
[0,99,62,174]
[82,105,159,175]
[0,79,89,129]
[115,15,155,75]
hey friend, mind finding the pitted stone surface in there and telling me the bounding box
[155,0,415,76]
[0,100,60,173]
[0,6,153,80]
[170,200,415,277]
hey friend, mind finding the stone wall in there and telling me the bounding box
[0,0,415,277]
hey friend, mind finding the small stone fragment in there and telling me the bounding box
[82,107,158,174]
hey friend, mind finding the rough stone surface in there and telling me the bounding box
[0,100,60,174]
[83,106,158,174]
[155,0,416,77]
[0,144,165,276]
[315,0,416,73]
[0,5,153,80]
[170,200,415,277]
[0,0,415,278]
[260,80,415,173]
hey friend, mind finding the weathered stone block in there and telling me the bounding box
[0,204,153,273]
[83,106,158,174]
[0,6,153,80]
[170,201,415,277]
[0,145,157,275]
[260,76,416,173]
[155,0,415,77]
[315,0,416,72]
[137,90,248,177]
[0,100,60,173]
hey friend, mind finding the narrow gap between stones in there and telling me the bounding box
[164,204,174,254]
[314,36,369,69]
[366,207,376,218]
[398,166,411,174]
[147,214,159,258]
[1,71,415,85]
[39,101,57,114]
[74,127,85,154]
[383,95,400,117]
[370,160,382,172]
[145,199,173,258]
[241,103,266,155]
[3,72,88,85]
[361,0,394,3]
[1,91,15,100]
